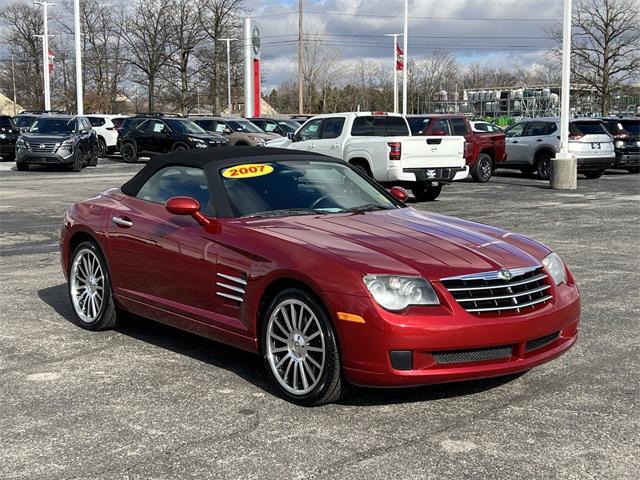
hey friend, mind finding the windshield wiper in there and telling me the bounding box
[243,208,324,219]
[347,204,387,213]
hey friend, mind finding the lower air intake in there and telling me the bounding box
[525,331,560,352]
[433,345,513,364]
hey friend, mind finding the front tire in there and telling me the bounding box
[97,138,107,158]
[411,182,443,201]
[88,144,99,166]
[16,159,29,171]
[262,288,344,406]
[70,150,84,172]
[471,153,493,183]
[68,241,121,331]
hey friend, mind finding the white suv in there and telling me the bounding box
[86,114,127,156]
[502,118,614,179]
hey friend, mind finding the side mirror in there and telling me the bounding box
[287,132,295,140]
[389,186,409,203]
[166,196,214,229]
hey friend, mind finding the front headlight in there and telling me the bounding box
[0,133,7,139]
[614,140,624,149]
[188,137,207,148]
[250,136,266,143]
[363,275,439,311]
[16,137,25,147]
[542,252,567,285]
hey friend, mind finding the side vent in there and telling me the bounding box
[216,272,247,304]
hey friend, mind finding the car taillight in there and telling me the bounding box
[568,132,584,140]
[388,142,401,160]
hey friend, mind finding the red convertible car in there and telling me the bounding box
[60,147,580,405]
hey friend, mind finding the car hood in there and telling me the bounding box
[21,133,73,143]
[248,132,280,141]
[241,207,550,282]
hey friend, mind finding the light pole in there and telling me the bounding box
[384,33,402,113]
[35,1,54,111]
[217,38,236,114]
[298,0,304,114]
[402,0,408,116]
[73,0,83,115]
[11,55,17,115]
[550,0,577,190]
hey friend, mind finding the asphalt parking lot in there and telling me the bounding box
[1,158,639,479]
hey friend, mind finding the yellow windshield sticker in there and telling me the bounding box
[222,164,273,179]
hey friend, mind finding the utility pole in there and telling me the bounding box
[402,0,408,116]
[11,55,17,115]
[298,0,304,114]
[218,38,236,114]
[384,33,401,113]
[73,0,83,115]
[35,1,54,111]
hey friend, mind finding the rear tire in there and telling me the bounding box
[535,153,552,180]
[88,144,99,166]
[68,241,122,331]
[97,138,107,158]
[261,288,344,406]
[470,153,493,183]
[584,169,605,179]
[411,182,443,201]
[121,142,138,163]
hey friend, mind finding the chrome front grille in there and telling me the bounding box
[441,266,552,315]
[27,141,57,153]
[216,272,247,303]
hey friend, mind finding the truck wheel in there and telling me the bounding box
[471,154,493,183]
[412,183,443,202]
[535,153,552,180]
[584,169,605,179]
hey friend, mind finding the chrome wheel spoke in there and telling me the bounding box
[267,298,326,396]
[70,248,105,324]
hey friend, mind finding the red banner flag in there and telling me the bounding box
[48,49,54,73]
[396,43,404,71]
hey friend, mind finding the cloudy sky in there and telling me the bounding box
[0,0,563,89]
[250,0,562,88]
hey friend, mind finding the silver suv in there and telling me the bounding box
[502,118,614,179]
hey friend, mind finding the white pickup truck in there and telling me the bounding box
[266,112,467,201]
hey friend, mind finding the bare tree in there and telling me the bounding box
[200,0,244,114]
[0,2,44,110]
[122,0,175,111]
[302,38,343,113]
[550,0,640,114]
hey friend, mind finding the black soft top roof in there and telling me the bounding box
[121,146,336,196]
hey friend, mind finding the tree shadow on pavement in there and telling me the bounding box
[39,283,525,407]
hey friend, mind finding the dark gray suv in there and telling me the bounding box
[15,115,99,171]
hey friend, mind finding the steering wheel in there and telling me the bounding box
[310,195,351,210]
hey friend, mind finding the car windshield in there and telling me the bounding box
[571,121,607,135]
[219,161,400,218]
[278,120,300,132]
[165,119,206,134]
[28,117,76,134]
[225,119,263,133]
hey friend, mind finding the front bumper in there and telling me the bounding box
[575,155,614,171]
[325,281,580,388]
[613,150,640,167]
[17,150,74,165]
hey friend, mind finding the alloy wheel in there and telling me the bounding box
[70,248,105,323]
[266,299,326,396]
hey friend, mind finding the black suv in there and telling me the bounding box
[119,114,229,163]
[600,117,640,173]
[0,115,20,161]
[15,115,99,171]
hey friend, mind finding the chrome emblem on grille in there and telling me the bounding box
[40,144,46,149]
[498,269,513,281]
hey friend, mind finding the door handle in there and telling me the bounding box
[112,216,133,228]
[512,140,519,144]
[536,139,543,142]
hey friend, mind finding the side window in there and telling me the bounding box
[136,166,213,215]
[0,117,12,128]
[523,122,548,137]
[351,116,376,136]
[83,118,92,130]
[87,117,105,127]
[151,120,168,133]
[475,123,488,132]
[320,117,345,139]
[298,119,322,140]
[505,123,525,138]
[544,122,558,135]
[263,121,279,133]
[450,118,468,136]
